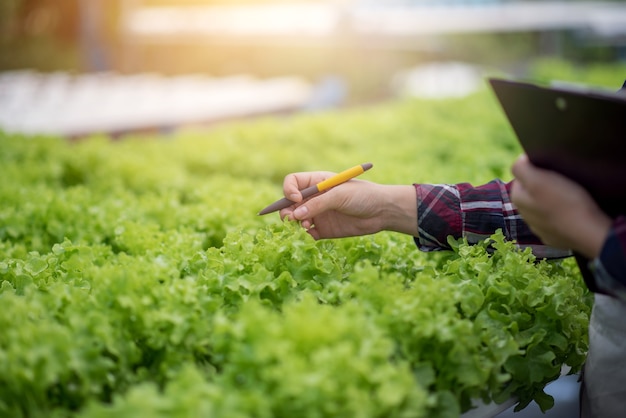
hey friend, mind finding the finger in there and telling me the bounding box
[280,172,336,221]
[305,226,321,240]
[511,179,547,240]
[283,173,306,202]
[293,202,311,220]
[510,178,531,209]
[511,154,531,182]
[292,189,338,221]
[279,206,296,221]
[283,172,331,203]
[512,154,558,193]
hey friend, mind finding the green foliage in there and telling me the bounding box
[528,59,626,89]
[3,60,621,417]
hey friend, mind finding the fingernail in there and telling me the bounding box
[294,205,308,219]
[289,193,300,202]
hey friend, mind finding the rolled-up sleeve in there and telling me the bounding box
[414,180,571,259]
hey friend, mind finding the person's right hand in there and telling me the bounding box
[511,155,612,259]
[279,171,417,240]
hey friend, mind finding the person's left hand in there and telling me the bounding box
[511,155,612,259]
[279,170,417,240]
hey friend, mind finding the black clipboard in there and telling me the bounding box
[489,77,626,290]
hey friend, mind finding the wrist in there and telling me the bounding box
[576,213,612,259]
[378,185,418,236]
[564,201,612,259]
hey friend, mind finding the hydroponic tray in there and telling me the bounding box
[461,397,518,418]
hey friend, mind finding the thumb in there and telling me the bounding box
[511,154,545,189]
[292,190,337,221]
[511,154,530,180]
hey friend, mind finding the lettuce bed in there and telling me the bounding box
[1,61,623,417]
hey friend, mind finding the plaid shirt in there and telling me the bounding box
[415,180,626,300]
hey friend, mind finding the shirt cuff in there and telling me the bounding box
[413,183,462,252]
[589,216,626,301]
[589,258,626,301]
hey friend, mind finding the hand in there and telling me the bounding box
[279,171,417,240]
[511,155,612,259]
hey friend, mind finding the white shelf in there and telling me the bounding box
[0,71,313,137]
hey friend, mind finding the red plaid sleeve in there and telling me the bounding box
[414,180,571,259]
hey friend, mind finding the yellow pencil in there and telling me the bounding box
[258,163,373,215]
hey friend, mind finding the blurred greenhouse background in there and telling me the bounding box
[2,0,626,137]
